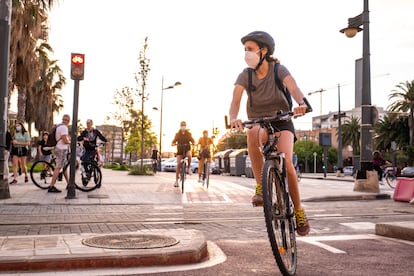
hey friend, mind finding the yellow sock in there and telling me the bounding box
[255,183,262,195]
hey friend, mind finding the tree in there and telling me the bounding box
[111,86,135,162]
[135,37,150,168]
[342,115,361,155]
[9,0,62,128]
[374,115,408,151]
[387,80,414,146]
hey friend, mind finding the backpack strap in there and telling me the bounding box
[246,68,256,107]
[274,63,293,110]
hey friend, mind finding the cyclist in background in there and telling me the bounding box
[77,119,109,164]
[228,31,310,236]
[171,121,195,187]
[197,130,215,183]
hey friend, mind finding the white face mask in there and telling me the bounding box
[244,50,261,69]
[180,126,186,131]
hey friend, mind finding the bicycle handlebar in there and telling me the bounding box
[224,97,313,130]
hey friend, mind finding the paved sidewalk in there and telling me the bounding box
[0,169,412,274]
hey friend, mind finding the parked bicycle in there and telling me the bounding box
[225,107,311,276]
[30,147,102,192]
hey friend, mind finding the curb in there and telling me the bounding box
[375,221,414,242]
[303,193,391,202]
[0,229,208,273]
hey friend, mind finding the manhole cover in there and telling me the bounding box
[82,234,180,249]
[87,194,109,198]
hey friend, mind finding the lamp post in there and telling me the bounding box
[340,0,372,175]
[158,76,181,160]
[333,84,346,172]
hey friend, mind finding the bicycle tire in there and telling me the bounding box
[205,162,210,189]
[385,173,396,189]
[30,160,55,189]
[180,161,186,194]
[262,159,297,276]
[74,161,101,192]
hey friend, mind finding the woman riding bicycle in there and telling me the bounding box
[171,121,195,187]
[228,31,311,236]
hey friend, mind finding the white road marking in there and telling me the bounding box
[297,233,414,254]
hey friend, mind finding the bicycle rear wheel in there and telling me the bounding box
[74,161,102,192]
[30,161,55,189]
[180,161,186,194]
[385,173,396,189]
[262,159,297,276]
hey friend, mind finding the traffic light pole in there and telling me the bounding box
[66,53,84,199]
[0,0,11,199]
[66,79,80,199]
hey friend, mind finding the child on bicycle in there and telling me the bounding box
[197,130,216,183]
[171,121,195,187]
[228,31,311,236]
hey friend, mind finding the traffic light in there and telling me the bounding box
[71,53,85,80]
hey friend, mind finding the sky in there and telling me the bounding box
[32,0,414,152]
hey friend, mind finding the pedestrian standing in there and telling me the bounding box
[10,122,30,184]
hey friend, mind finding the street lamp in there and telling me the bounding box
[158,76,181,160]
[340,0,373,175]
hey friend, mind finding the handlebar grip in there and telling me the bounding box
[224,115,231,129]
[303,97,313,113]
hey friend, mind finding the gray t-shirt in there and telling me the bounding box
[235,62,291,119]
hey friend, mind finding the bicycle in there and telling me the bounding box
[176,143,192,194]
[199,150,211,189]
[381,165,398,189]
[30,148,102,192]
[225,106,311,276]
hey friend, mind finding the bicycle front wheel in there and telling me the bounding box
[262,159,297,276]
[205,162,210,189]
[180,161,186,194]
[385,173,397,189]
[74,161,102,192]
[30,161,55,189]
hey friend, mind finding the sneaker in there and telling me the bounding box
[24,176,28,182]
[251,194,263,206]
[48,186,62,193]
[294,208,310,236]
[9,179,17,185]
[174,181,179,188]
[57,172,63,181]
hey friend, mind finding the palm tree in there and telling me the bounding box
[342,115,361,155]
[27,42,65,133]
[374,115,408,151]
[388,80,414,146]
[9,0,58,122]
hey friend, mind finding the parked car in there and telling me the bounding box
[343,166,354,176]
[161,158,176,172]
[163,158,177,172]
[401,166,414,177]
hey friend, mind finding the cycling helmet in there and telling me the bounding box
[241,31,275,55]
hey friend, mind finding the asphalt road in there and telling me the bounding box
[0,170,413,275]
